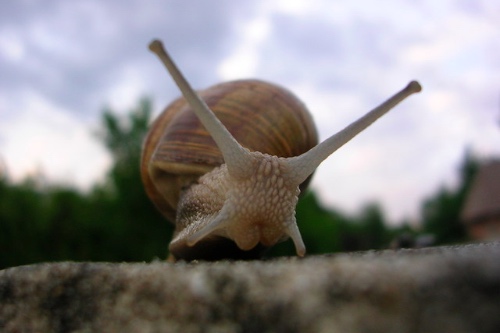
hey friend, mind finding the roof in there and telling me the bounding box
[461,159,500,224]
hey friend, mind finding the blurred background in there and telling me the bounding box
[1,1,499,268]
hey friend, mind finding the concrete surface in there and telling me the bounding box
[1,242,500,333]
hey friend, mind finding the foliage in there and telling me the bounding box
[420,151,479,244]
[0,99,481,269]
[94,98,172,261]
[0,98,170,269]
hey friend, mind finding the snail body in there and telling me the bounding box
[141,79,318,260]
[143,39,422,261]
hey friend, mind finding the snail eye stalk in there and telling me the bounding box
[149,39,253,178]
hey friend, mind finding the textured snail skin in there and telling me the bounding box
[170,155,302,260]
[145,39,422,261]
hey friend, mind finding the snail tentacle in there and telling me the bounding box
[185,209,231,247]
[286,81,422,185]
[149,39,253,179]
[284,216,306,257]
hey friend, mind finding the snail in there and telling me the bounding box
[141,39,422,261]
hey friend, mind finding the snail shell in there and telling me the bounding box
[144,39,422,261]
[141,79,318,260]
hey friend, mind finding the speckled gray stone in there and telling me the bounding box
[1,242,500,333]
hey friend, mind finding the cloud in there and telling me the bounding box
[0,89,110,188]
[0,0,499,223]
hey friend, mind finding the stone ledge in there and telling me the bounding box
[1,242,500,333]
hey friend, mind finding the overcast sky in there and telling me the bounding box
[1,0,499,223]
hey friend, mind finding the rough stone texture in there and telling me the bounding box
[1,242,500,333]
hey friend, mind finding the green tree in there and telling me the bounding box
[0,176,47,267]
[355,203,390,249]
[420,151,480,244]
[94,97,173,261]
[0,98,173,269]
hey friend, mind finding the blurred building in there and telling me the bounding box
[461,159,500,241]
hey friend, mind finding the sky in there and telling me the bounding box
[0,0,499,224]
